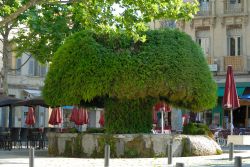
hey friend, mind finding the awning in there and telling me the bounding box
[24,89,41,97]
[218,87,245,97]
[14,97,49,108]
[0,95,22,107]
[62,106,74,109]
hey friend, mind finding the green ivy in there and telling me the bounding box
[183,123,211,135]
[105,98,156,134]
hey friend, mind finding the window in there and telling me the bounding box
[28,59,34,75]
[40,66,47,77]
[227,27,242,56]
[16,58,22,75]
[196,29,210,56]
[28,58,47,77]
[160,20,176,29]
[196,37,210,56]
[34,61,40,76]
[230,0,241,4]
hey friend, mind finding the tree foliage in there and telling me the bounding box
[43,29,217,112]
[13,0,199,63]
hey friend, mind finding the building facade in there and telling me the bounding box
[0,52,49,128]
[0,50,103,129]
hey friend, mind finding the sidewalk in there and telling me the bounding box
[0,147,250,167]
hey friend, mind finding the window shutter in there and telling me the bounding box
[28,60,34,75]
[16,58,22,75]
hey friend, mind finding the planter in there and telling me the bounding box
[227,135,250,145]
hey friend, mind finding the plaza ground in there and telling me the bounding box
[0,146,250,167]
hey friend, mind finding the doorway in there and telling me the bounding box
[233,106,246,128]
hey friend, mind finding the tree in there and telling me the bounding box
[0,0,198,94]
[14,0,199,63]
[0,0,28,95]
[0,0,44,27]
[43,29,217,133]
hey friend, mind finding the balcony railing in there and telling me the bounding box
[224,0,243,14]
[224,56,244,72]
[197,2,212,16]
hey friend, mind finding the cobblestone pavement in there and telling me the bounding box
[0,147,250,167]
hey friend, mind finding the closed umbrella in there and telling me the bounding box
[25,107,35,126]
[49,108,62,125]
[154,102,171,134]
[99,112,105,127]
[75,108,88,125]
[70,107,78,123]
[222,65,240,135]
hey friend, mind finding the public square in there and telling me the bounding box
[0,146,250,167]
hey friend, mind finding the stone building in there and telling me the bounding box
[0,51,49,128]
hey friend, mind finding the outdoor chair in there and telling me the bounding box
[10,128,22,149]
[41,128,50,149]
[27,128,41,148]
[20,128,29,149]
[0,128,12,151]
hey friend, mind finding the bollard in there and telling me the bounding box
[234,156,242,167]
[168,142,172,165]
[104,144,110,167]
[229,142,234,161]
[176,162,185,167]
[29,147,34,167]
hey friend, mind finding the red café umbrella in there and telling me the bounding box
[70,107,78,123]
[222,65,240,135]
[49,108,62,125]
[25,107,35,126]
[153,102,171,134]
[99,111,105,127]
[74,107,88,125]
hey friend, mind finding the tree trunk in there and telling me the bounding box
[1,25,10,95]
[0,25,10,127]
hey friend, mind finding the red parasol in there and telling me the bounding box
[154,102,171,112]
[222,65,240,109]
[25,107,35,126]
[75,108,88,125]
[70,107,78,122]
[222,65,240,135]
[153,102,171,134]
[99,112,105,127]
[49,108,62,125]
[153,102,171,124]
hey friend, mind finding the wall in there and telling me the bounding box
[47,133,222,158]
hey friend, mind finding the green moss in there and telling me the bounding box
[153,152,165,158]
[62,134,86,157]
[72,134,85,157]
[48,137,59,156]
[92,134,117,158]
[182,138,191,157]
[63,140,73,157]
[216,149,223,155]
[124,135,154,158]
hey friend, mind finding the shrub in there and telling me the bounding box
[43,29,217,133]
[183,123,211,136]
[85,128,105,133]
